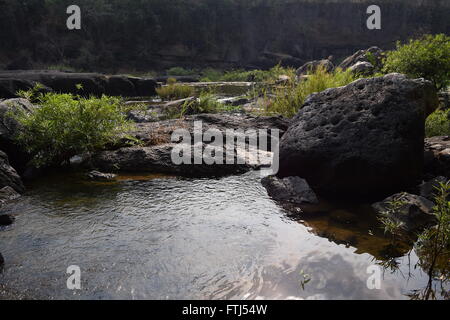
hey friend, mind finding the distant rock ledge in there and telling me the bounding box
[0,70,158,99]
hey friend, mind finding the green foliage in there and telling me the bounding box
[377,196,408,238]
[166,77,178,85]
[200,68,224,82]
[415,182,450,291]
[16,82,46,102]
[11,89,133,167]
[182,91,223,115]
[377,182,450,299]
[46,64,78,72]
[199,65,296,84]
[265,66,358,117]
[156,83,195,100]
[383,34,450,90]
[166,67,196,76]
[426,110,450,137]
[163,91,233,119]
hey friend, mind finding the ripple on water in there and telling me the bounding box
[0,171,446,300]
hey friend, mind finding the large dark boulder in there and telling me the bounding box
[0,150,25,193]
[278,74,438,198]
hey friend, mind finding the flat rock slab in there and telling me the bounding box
[0,70,157,98]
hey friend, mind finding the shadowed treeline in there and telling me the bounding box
[0,0,449,72]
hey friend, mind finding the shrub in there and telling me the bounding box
[166,67,196,76]
[181,92,223,115]
[156,84,195,100]
[11,90,133,167]
[198,65,296,83]
[265,66,358,117]
[200,68,224,82]
[426,110,450,137]
[383,34,450,90]
[163,92,228,119]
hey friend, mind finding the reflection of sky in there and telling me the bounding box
[0,171,444,299]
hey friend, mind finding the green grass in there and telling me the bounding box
[156,84,195,100]
[163,91,238,119]
[166,67,197,77]
[199,65,296,84]
[264,66,358,117]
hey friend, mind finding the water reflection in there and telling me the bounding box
[0,171,447,299]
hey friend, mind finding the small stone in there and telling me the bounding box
[261,175,319,205]
[86,170,117,181]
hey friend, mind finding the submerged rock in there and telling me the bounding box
[261,175,319,205]
[0,150,25,193]
[278,74,438,198]
[372,192,437,233]
[419,176,449,201]
[86,170,117,181]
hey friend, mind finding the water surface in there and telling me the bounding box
[0,171,446,299]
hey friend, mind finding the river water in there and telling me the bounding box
[0,171,446,299]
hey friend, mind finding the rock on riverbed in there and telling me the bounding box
[87,113,290,177]
[372,192,437,234]
[278,74,438,199]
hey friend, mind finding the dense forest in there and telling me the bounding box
[0,0,449,72]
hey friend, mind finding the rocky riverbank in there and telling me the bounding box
[0,65,448,273]
[0,70,158,99]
